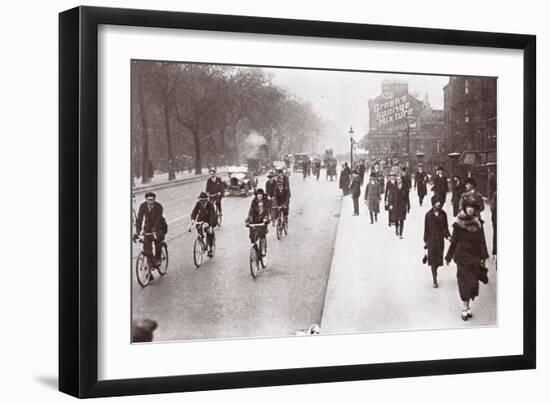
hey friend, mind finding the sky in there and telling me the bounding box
[267,67,449,153]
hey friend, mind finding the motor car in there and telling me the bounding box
[293,153,309,172]
[225,166,256,196]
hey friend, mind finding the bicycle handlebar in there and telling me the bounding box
[247,222,268,228]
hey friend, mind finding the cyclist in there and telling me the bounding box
[205,168,225,223]
[273,180,290,225]
[189,192,218,257]
[133,192,166,279]
[265,171,277,223]
[245,188,270,253]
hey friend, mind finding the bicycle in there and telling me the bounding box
[247,222,268,279]
[208,193,222,226]
[190,221,216,268]
[134,233,168,288]
[274,206,289,240]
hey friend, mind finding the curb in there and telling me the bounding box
[132,171,228,193]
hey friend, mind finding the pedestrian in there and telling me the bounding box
[350,170,361,216]
[401,166,411,213]
[424,196,451,288]
[445,200,489,321]
[364,173,381,223]
[432,166,449,206]
[372,161,385,196]
[490,189,497,261]
[451,175,466,217]
[459,177,485,217]
[414,163,428,206]
[384,172,397,226]
[358,160,366,186]
[389,175,409,238]
[339,162,351,196]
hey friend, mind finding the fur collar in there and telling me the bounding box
[455,212,482,232]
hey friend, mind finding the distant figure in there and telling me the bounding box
[132,319,158,343]
[389,176,409,239]
[451,175,466,217]
[401,166,411,213]
[364,173,381,224]
[459,177,485,218]
[384,173,397,227]
[339,163,351,196]
[414,163,428,206]
[490,190,497,261]
[350,170,361,216]
[432,166,449,206]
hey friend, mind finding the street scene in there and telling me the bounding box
[131,61,497,342]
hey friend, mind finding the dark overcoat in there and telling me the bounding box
[136,201,164,234]
[364,181,381,213]
[388,183,408,222]
[432,175,449,202]
[423,209,450,267]
[414,171,428,197]
[349,176,361,197]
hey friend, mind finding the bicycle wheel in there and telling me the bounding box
[259,237,267,268]
[284,218,288,235]
[135,253,150,287]
[276,219,283,240]
[193,238,205,268]
[249,245,260,279]
[157,243,169,275]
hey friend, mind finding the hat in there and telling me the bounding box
[369,172,377,178]
[267,173,274,178]
[199,192,208,200]
[431,195,441,206]
[463,198,481,210]
[465,177,477,187]
[255,188,265,195]
[209,168,216,173]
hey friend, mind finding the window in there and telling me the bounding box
[465,79,469,94]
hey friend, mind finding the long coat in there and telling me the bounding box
[451,181,466,216]
[339,167,351,190]
[423,209,450,267]
[445,215,489,302]
[349,176,361,197]
[432,175,449,202]
[364,181,381,213]
[388,183,408,222]
[414,171,428,197]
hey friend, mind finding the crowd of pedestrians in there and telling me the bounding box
[338,159,495,321]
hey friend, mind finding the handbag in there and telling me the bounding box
[478,264,489,284]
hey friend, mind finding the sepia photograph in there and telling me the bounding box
[130,60,497,343]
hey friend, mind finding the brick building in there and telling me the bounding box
[443,76,497,154]
[364,80,446,169]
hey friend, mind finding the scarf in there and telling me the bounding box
[455,211,482,232]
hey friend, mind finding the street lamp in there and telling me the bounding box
[403,111,411,163]
[348,126,355,167]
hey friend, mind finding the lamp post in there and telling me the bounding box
[348,126,355,168]
[403,111,411,162]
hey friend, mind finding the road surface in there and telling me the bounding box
[132,170,342,341]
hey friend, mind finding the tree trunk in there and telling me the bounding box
[192,126,202,175]
[137,74,150,184]
[163,100,176,180]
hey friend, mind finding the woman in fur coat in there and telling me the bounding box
[445,200,489,321]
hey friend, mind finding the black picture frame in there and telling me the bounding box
[59,6,536,398]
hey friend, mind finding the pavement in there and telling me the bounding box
[320,187,497,334]
[133,166,230,192]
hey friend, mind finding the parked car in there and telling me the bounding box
[225,166,256,196]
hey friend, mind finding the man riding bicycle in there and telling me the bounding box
[205,168,225,223]
[246,188,270,251]
[133,192,166,279]
[189,192,218,257]
[273,180,290,224]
